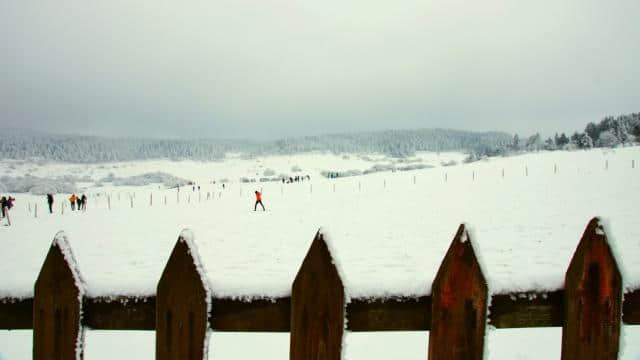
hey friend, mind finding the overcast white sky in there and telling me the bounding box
[1,0,638,140]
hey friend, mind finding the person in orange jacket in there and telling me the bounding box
[254,190,265,211]
[69,193,77,211]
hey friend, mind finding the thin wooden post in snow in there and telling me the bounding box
[554,164,558,174]
[33,232,85,360]
[107,196,111,211]
[525,165,528,177]
[150,193,153,207]
[130,196,134,208]
[34,204,37,218]
[290,231,345,360]
[61,202,64,215]
[561,218,622,359]
[164,195,167,205]
[502,168,504,178]
[633,159,635,169]
[472,170,475,181]
[156,231,211,360]
[429,224,488,360]
[605,159,609,170]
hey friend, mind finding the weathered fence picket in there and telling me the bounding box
[156,231,211,360]
[429,224,487,360]
[290,231,345,360]
[33,232,85,360]
[561,218,622,359]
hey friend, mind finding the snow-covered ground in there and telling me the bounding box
[1,148,639,358]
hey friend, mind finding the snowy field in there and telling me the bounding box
[1,148,640,359]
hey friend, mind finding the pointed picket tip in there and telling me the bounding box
[34,231,85,360]
[290,230,345,360]
[292,230,345,291]
[561,217,622,360]
[429,224,488,360]
[156,230,212,360]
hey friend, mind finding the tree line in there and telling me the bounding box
[0,113,637,163]
[467,112,640,161]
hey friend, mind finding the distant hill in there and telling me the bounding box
[0,128,512,163]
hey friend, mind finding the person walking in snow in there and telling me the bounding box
[69,194,77,211]
[254,190,265,211]
[81,194,87,211]
[47,194,54,213]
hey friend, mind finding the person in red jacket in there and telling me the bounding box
[254,191,265,211]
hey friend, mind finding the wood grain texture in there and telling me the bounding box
[429,224,488,360]
[290,232,345,360]
[33,241,84,360]
[156,237,209,360]
[561,218,622,360]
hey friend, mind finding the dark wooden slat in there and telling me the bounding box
[489,291,564,328]
[623,289,640,325]
[213,298,290,332]
[1,291,639,330]
[561,218,622,360]
[347,297,430,331]
[429,224,488,360]
[156,234,210,360]
[0,298,32,329]
[83,297,155,330]
[290,231,345,360]
[33,233,85,360]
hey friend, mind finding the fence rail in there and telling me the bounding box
[1,217,638,359]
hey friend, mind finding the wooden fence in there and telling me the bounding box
[1,217,639,359]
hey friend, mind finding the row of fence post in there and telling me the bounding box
[20,157,638,217]
[29,217,623,359]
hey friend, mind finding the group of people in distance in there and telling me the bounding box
[46,193,87,213]
[282,175,311,184]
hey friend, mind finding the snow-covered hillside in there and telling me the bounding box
[1,147,639,359]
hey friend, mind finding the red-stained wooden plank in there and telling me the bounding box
[33,232,85,360]
[156,232,211,360]
[290,231,345,360]
[561,218,622,360]
[429,224,488,360]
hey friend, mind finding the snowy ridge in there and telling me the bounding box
[53,231,87,297]
[596,218,627,358]
[597,218,631,292]
[317,227,350,360]
[318,227,351,303]
[52,231,86,360]
[178,229,213,359]
[462,224,492,360]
